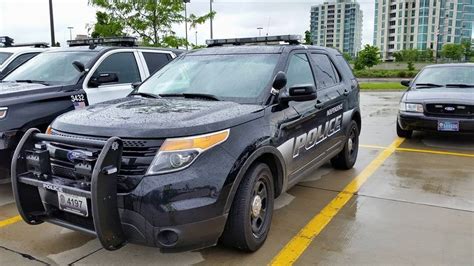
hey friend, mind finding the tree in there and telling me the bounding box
[441,43,464,61]
[342,52,352,62]
[88,0,215,48]
[354,45,380,70]
[304,30,312,45]
[90,11,125,38]
[392,49,418,70]
[461,39,472,61]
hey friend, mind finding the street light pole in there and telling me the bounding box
[195,31,198,46]
[67,26,74,41]
[184,0,190,50]
[210,0,214,39]
[257,27,263,37]
[49,0,56,46]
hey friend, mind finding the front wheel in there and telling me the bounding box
[396,121,413,138]
[331,120,359,170]
[220,163,274,252]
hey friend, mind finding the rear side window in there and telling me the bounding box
[143,52,171,75]
[335,55,355,79]
[0,53,38,77]
[311,54,339,89]
[0,52,13,65]
[92,52,141,84]
[286,53,315,88]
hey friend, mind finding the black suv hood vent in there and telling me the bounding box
[52,97,264,138]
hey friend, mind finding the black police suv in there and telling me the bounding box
[0,37,181,179]
[12,35,361,252]
[397,63,474,138]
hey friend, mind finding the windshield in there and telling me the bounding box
[138,54,280,103]
[414,66,474,87]
[3,51,97,85]
[0,52,13,65]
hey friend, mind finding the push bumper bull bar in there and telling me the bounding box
[11,128,127,250]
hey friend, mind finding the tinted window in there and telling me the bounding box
[286,54,315,88]
[0,52,13,65]
[311,54,339,89]
[1,53,38,77]
[92,52,140,85]
[143,52,171,75]
[335,55,354,79]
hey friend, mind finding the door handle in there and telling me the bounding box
[315,101,324,109]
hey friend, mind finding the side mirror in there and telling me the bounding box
[131,82,142,90]
[88,72,119,87]
[401,80,411,87]
[72,61,86,73]
[280,84,317,102]
[273,71,287,91]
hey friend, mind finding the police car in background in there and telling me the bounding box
[0,36,48,80]
[11,35,361,252]
[0,37,181,179]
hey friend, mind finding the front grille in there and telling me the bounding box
[48,131,163,191]
[425,103,474,118]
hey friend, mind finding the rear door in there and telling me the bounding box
[309,52,347,152]
[83,50,144,105]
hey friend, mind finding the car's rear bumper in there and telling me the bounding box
[398,112,474,132]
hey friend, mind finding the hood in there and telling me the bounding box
[0,82,60,98]
[404,88,474,103]
[52,97,264,138]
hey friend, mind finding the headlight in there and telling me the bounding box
[146,129,230,175]
[400,102,423,113]
[0,107,8,119]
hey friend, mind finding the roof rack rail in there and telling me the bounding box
[67,37,137,48]
[206,35,302,47]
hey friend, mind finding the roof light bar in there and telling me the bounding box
[67,37,137,47]
[206,35,302,47]
[0,36,14,47]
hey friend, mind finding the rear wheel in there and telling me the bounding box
[221,163,274,252]
[331,120,359,170]
[396,121,413,138]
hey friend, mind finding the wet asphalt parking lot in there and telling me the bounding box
[0,91,473,265]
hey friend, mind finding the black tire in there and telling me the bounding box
[220,163,274,252]
[396,121,412,138]
[331,120,359,170]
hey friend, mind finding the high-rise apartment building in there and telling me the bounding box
[310,0,363,57]
[374,0,474,61]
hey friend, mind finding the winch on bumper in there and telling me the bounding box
[11,128,228,252]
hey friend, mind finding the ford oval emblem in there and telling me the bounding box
[67,150,87,162]
[444,107,455,112]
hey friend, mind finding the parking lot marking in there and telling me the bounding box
[270,137,405,266]
[361,144,474,158]
[0,215,22,228]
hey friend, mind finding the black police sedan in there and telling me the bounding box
[397,63,474,138]
[12,35,361,252]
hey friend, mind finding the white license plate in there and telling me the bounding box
[57,192,88,217]
[438,120,459,132]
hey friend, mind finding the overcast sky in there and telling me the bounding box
[0,0,375,47]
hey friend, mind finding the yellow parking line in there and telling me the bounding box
[361,144,474,158]
[396,147,474,158]
[270,137,405,266]
[0,215,22,228]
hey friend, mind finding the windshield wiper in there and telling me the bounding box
[129,92,161,99]
[414,83,444,88]
[445,84,474,88]
[15,79,49,85]
[159,93,220,101]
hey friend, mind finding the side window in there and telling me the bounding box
[286,53,315,88]
[92,52,140,85]
[2,53,38,75]
[311,54,339,89]
[143,52,171,75]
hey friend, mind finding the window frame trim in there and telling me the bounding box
[284,51,318,91]
[309,52,342,90]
